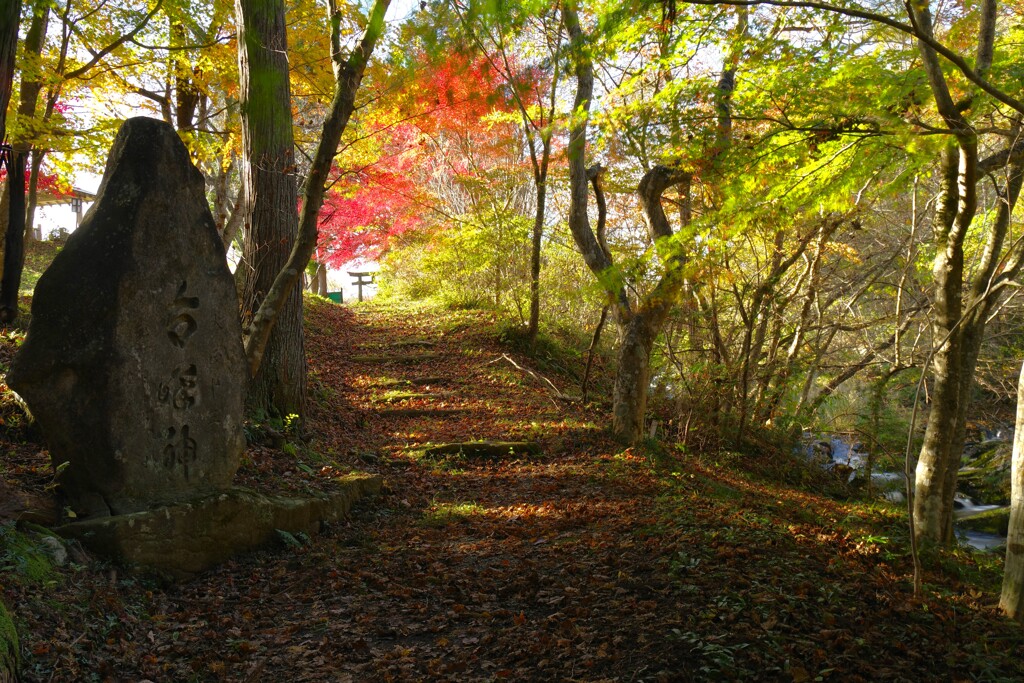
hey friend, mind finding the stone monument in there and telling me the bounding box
[8,117,247,517]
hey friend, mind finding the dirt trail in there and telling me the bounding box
[12,301,1024,682]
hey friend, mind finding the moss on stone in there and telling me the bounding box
[956,507,1011,536]
[959,441,1012,505]
[0,600,20,681]
[56,476,382,579]
[0,523,54,585]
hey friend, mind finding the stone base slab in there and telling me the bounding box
[56,474,382,579]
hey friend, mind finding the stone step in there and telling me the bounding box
[409,376,449,386]
[372,392,452,404]
[389,340,436,349]
[375,376,451,388]
[422,441,541,458]
[350,353,439,364]
[377,408,467,418]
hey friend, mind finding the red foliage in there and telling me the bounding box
[0,165,72,197]
[416,53,513,132]
[316,124,425,267]
[315,50,546,266]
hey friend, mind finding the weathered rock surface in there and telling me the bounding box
[7,117,246,516]
[959,439,1012,505]
[0,480,57,524]
[956,506,1011,536]
[57,474,382,578]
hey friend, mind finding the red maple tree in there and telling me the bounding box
[315,50,530,266]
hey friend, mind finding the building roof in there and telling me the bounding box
[34,186,95,207]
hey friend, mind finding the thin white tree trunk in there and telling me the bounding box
[1000,359,1024,621]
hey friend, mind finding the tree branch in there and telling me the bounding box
[63,0,164,81]
[681,0,1024,116]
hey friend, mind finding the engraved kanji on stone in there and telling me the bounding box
[163,425,198,477]
[6,117,247,515]
[158,363,199,410]
[167,281,200,348]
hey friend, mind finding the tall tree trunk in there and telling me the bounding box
[211,156,235,241]
[0,150,25,322]
[0,0,27,317]
[913,143,973,545]
[563,3,690,443]
[235,0,306,418]
[613,315,657,442]
[24,148,42,240]
[906,0,987,547]
[914,152,1024,543]
[221,176,245,250]
[239,0,390,376]
[4,0,46,267]
[526,175,545,345]
[0,0,19,142]
[1001,358,1024,621]
[310,261,328,296]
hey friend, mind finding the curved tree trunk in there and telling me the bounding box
[612,315,657,443]
[915,151,1024,544]
[563,4,691,443]
[905,0,987,545]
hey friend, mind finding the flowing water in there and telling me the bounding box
[802,433,1009,551]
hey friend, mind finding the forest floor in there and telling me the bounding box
[3,298,1024,682]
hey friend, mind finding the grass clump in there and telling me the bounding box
[419,502,486,528]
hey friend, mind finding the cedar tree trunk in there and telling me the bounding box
[239,0,389,384]
[235,0,306,418]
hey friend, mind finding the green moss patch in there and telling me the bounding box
[0,523,55,586]
[956,507,1011,536]
[0,600,18,681]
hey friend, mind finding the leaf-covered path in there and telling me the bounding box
[11,301,1024,681]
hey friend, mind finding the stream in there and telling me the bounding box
[803,434,1010,552]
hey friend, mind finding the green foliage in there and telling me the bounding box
[20,240,62,296]
[956,508,1010,537]
[496,320,590,383]
[670,629,751,679]
[409,444,468,474]
[380,210,532,315]
[275,529,311,548]
[959,441,1012,505]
